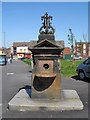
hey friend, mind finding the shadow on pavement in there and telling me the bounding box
[29,68,32,73]
[29,70,32,73]
[71,75,90,83]
[18,85,31,97]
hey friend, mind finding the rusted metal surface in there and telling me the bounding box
[38,60,53,74]
[39,12,55,34]
[35,73,56,77]
[30,13,64,99]
[31,73,61,99]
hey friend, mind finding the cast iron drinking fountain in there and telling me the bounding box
[8,12,83,111]
[29,12,64,99]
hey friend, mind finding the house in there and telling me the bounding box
[17,46,30,59]
[0,47,11,57]
[63,47,71,59]
[12,42,37,59]
[75,42,90,58]
[12,41,66,59]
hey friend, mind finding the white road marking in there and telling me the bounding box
[7,73,14,76]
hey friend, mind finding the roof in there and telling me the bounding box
[13,40,64,50]
[13,41,36,47]
[34,39,59,48]
[56,41,64,49]
[28,41,37,47]
[29,39,64,51]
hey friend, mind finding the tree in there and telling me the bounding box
[83,33,87,42]
[68,29,76,59]
[78,39,82,55]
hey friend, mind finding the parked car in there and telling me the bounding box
[0,52,7,65]
[74,56,83,60]
[76,57,90,80]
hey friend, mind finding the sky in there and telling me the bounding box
[2,2,88,48]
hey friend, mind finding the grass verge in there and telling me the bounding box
[22,59,31,66]
[61,60,84,77]
[23,59,84,78]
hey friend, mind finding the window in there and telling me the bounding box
[13,47,16,55]
[84,58,90,65]
[87,59,90,65]
[83,44,86,49]
[20,49,22,52]
[77,52,81,56]
[19,54,22,57]
[83,50,86,56]
[24,49,26,52]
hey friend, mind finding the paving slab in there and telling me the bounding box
[8,89,84,111]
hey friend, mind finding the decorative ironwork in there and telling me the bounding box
[39,12,55,34]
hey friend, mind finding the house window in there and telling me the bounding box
[24,49,26,52]
[77,52,81,56]
[19,54,22,57]
[20,49,22,52]
[83,43,86,56]
[83,44,86,49]
[13,47,16,55]
[83,49,86,56]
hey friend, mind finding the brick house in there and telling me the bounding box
[63,47,70,59]
[75,42,90,58]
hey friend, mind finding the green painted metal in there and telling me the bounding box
[65,54,71,60]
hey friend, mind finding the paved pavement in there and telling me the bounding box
[1,60,89,118]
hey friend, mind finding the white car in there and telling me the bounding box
[74,56,83,60]
[76,57,90,80]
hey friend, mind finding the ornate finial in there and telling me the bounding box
[39,12,55,34]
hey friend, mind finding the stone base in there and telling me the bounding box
[8,89,84,111]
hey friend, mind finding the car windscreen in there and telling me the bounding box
[84,58,90,65]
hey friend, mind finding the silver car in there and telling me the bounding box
[76,57,90,80]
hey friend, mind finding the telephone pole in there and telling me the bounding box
[4,32,6,48]
[4,32,6,53]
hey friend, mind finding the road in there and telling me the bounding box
[0,64,2,119]
[1,60,88,119]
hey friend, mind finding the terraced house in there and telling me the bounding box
[75,42,90,58]
[11,42,36,59]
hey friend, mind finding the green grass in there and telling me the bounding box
[23,59,84,78]
[22,59,31,66]
[61,60,84,77]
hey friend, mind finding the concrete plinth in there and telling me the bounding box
[8,89,83,111]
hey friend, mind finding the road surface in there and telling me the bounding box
[1,60,88,119]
